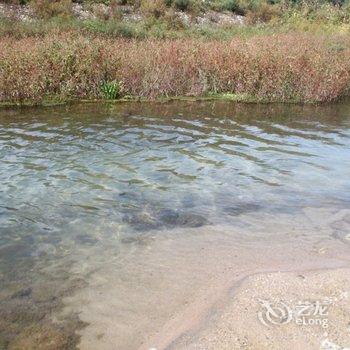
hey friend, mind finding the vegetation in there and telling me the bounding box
[1,33,350,104]
[101,80,122,99]
[1,0,350,104]
[20,0,350,25]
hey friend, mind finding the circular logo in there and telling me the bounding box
[258,299,293,326]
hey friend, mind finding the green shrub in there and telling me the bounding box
[2,0,29,4]
[163,8,187,29]
[141,0,167,18]
[30,0,73,19]
[83,20,142,38]
[174,0,190,11]
[100,81,122,99]
[210,0,241,12]
[246,2,281,22]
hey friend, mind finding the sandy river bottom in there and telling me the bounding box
[53,206,350,350]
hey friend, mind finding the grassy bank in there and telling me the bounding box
[1,32,350,104]
[1,0,350,105]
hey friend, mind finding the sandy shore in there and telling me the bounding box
[58,207,350,350]
[170,268,350,350]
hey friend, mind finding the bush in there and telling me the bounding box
[30,0,73,19]
[100,80,122,99]
[210,0,241,12]
[306,2,350,23]
[163,8,187,29]
[174,0,190,11]
[1,33,350,104]
[2,0,29,4]
[246,1,281,22]
[82,20,142,38]
[140,0,167,18]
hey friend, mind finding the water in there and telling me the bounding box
[1,101,350,349]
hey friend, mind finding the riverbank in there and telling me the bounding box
[1,32,350,105]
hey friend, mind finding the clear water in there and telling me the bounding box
[1,100,350,348]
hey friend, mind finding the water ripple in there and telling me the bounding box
[0,101,350,262]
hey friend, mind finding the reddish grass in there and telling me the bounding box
[1,33,350,103]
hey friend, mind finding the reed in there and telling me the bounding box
[1,33,350,104]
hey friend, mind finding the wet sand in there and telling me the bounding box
[59,207,350,350]
[171,268,350,350]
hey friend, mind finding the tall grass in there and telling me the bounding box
[1,33,350,104]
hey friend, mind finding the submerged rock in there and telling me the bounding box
[122,211,159,231]
[331,213,350,244]
[120,234,153,246]
[75,234,99,245]
[157,209,180,225]
[224,203,261,216]
[0,277,87,349]
[176,213,208,227]
[11,288,32,300]
[122,208,209,231]
[0,243,31,260]
[332,231,350,244]
[157,209,208,228]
